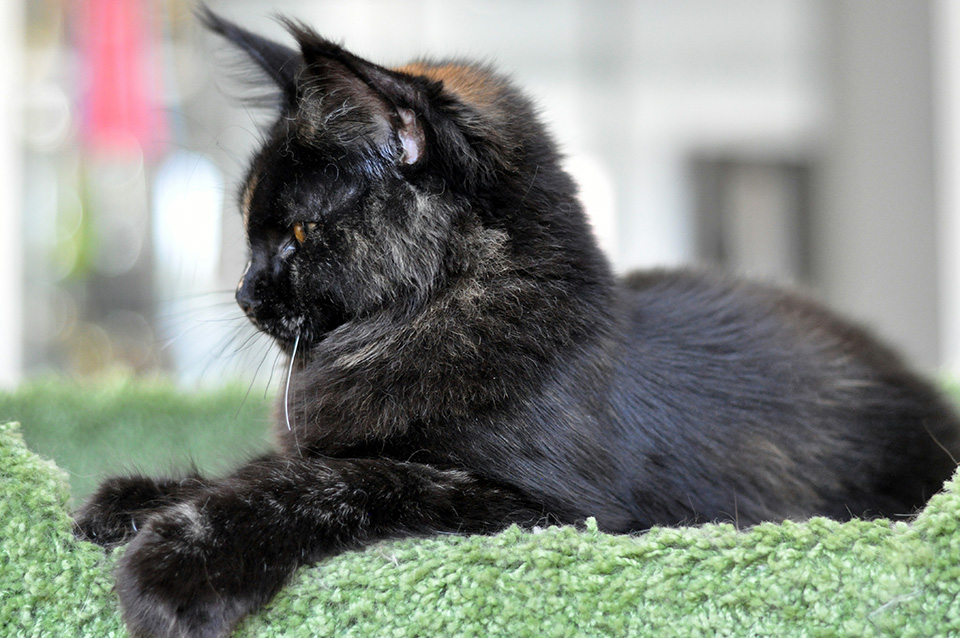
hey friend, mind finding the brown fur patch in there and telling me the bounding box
[396,63,503,109]
[241,173,259,230]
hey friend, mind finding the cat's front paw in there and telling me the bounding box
[74,474,209,548]
[115,501,287,638]
[74,476,170,547]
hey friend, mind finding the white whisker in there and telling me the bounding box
[284,332,300,430]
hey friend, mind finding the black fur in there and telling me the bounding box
[74,10,960,638]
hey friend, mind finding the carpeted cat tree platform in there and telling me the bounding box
[3,417,959,637]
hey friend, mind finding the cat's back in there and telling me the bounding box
[616,268,929,388]
[604,268,960,523]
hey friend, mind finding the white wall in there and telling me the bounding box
[0,0,23,386]
[934,0,960,377]
[816,1,941,371]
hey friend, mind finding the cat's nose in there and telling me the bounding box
[236,284,258,316]
[236,264,259,316]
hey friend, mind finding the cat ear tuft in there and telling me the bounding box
[397,108,424,165]
[199,6,302,103]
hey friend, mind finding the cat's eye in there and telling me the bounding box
[292,222,318,245]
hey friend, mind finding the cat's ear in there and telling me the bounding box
[199,7,302,105]
[283,20,427,166]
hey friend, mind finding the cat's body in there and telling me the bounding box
[75,10,960,638]
[281,265,956,531]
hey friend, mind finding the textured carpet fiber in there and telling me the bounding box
[2,418,958,637]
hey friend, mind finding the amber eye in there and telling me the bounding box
[293,222,306,245]
[292,221,318,245]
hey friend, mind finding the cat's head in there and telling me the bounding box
[204,10,585,353]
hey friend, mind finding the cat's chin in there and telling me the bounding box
[239,287,350,357]
[243,315,310,355]
[269,317,346,356]
[244,308,344,355]
[274,330,322,356]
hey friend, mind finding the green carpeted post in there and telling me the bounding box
[2,419,958,637]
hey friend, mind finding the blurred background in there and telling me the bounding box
[5,0,960,390]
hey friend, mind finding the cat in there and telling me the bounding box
[74,9,960,638]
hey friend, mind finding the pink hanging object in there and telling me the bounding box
[78,0,166,158]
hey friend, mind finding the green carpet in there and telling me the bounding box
[3,392,960,636]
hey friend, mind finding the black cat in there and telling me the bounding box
[75,9,960,638]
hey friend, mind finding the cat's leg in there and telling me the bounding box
[74,474,211,547]
[114,453,544,638]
